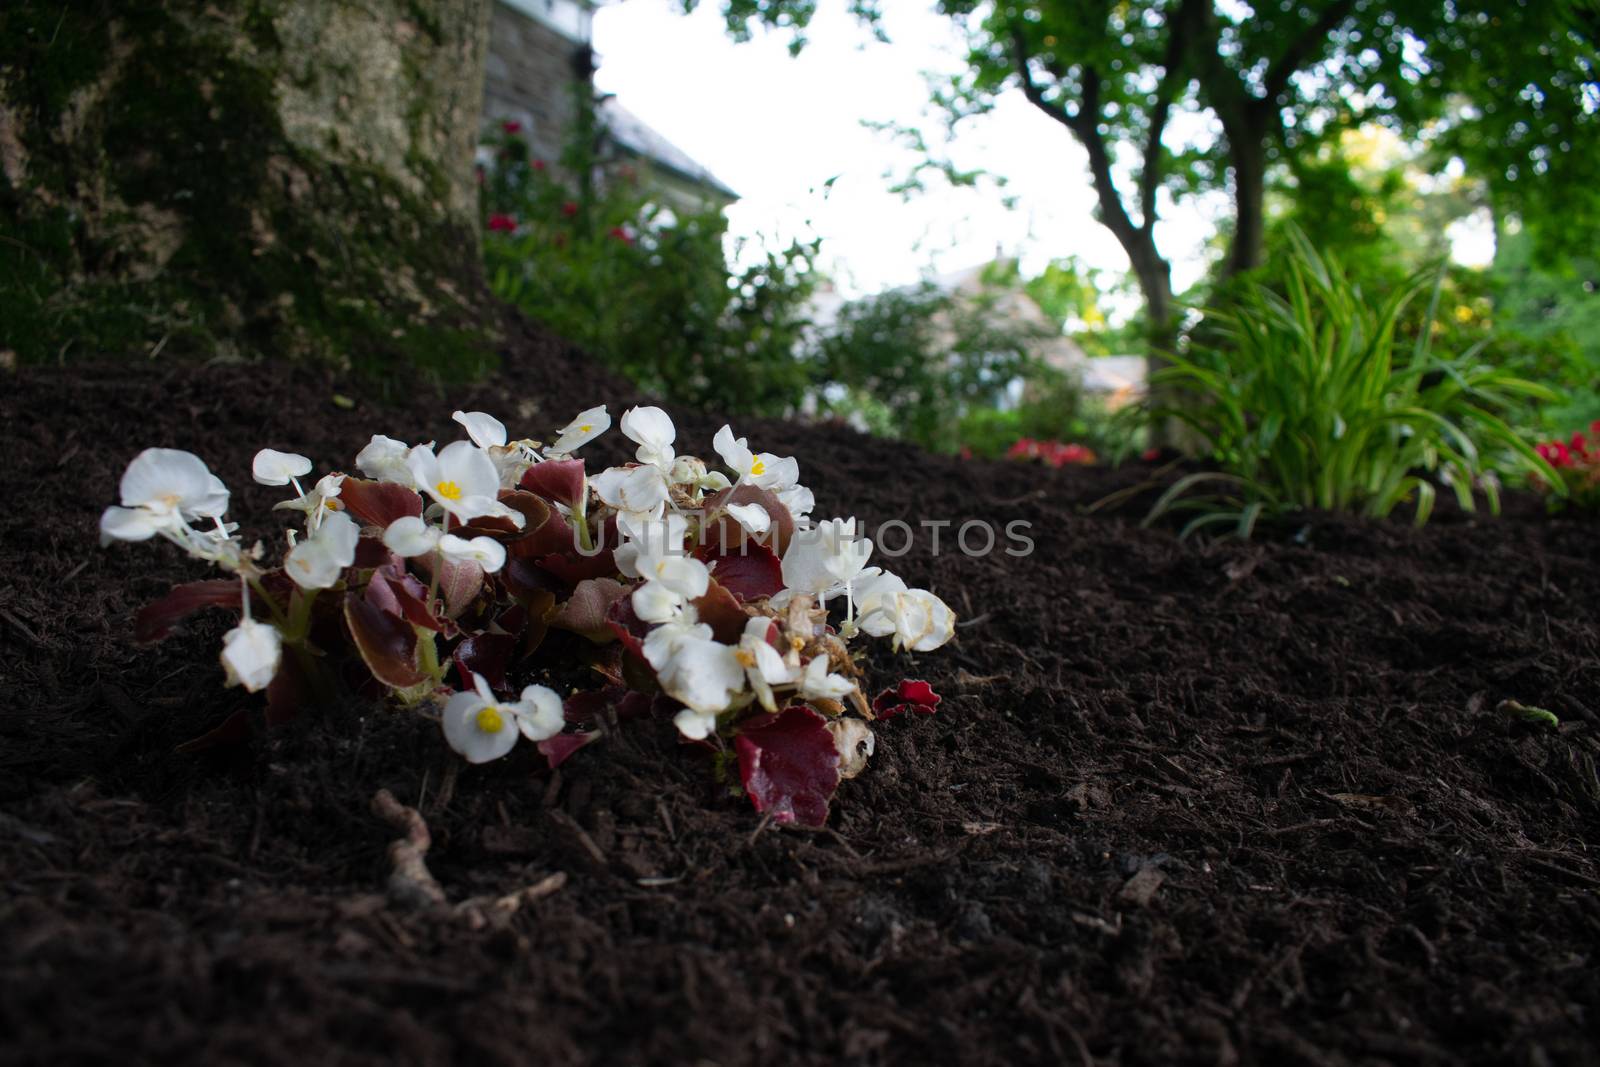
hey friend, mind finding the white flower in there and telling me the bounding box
[355,434,419,486]
[776,483,814,523]
[630,552,711,624]
[285,509,360,589]
[642,616,712,671]
[273,472,345,530]
[439,532,507,574]
[620,406,676,470]
[780,517,873,597]
[452,410,507,449]
[736,616,794,711]
[724,501,770,535]
[383,515,441,557]
[220,616,281,693]
[856,573,956,652]
[101,448,230,542]
[656,636,745,734]
[548,404,611,455]
[442,674,567,761]
[797,652,854,702]
[712,425,799,490]
[251,449,313,487]
[406,441,522,527]
[591,463,670,515]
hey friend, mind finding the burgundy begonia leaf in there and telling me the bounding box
[702,484,796,555]
[511,508,577,560]
[736,706,841,828]
[563,686,653,725]
[343,593,428,689]
[539,730,600,769]
[691,579,750,645]
[538,549,619,584]
[352,536,394,570]
[549,577,629,642]
[377,564,449,633]
[455,491,552,544]
[135,580,243,644]
[519,458,586,510]
[413,553,484,619]
[694,539,784,602]
[453,632,519,693]
[872,679,942,720]
[338,479,422,530]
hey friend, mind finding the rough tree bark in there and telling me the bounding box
[0,0,494,375]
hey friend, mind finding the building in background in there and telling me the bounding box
[483,0,736,211]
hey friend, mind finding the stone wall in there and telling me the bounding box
[482,3,588,167]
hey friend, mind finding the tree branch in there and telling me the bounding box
[1138,0,1206,231]
[1261,0,1358,104]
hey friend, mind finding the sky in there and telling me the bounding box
[590,0,1493,307]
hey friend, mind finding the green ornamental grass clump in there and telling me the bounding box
[1146,231,1561,538]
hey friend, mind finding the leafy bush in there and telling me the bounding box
[479,105,816,417]
[1147,231,1560,537]
[955,367,1146,462]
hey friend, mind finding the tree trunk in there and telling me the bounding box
[0,0,495,375]
[1225,133,1268,278]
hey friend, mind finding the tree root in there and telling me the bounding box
[370,788,566,928]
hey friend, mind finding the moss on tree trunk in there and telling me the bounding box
[0,0,496,378]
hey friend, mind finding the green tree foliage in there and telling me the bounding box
[480,97,817,416]
[691,0,1599,362]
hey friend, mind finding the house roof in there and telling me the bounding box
[598,98,739,202]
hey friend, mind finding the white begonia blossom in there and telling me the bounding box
[548,404,611,455]
[852,569,908,637]
[442,673,567,762]
[382,515,440,557]
[724,501,771,536]
[736,616,794,712]
[220,615,282,693]
[855,571,956,652]
[620,406,676,470]
[712,425,799,490]
[591,463,671,516]
[797,652,855,702]
[406,441,523,527]
[273,472,345,530]
[284,509,360,590]
[642,616,712,672]
[251,449,313,488]
[452,409,507,449]
[656,635,746,738]
[355,434,419,486]
[439,532,507,574]
[102,448,231,544]
[776,483,815,523]
[780,517,873,599]
[630,551,711,624]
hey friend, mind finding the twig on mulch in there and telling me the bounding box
[370,788,567,928]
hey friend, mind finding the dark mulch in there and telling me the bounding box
[3,318,1598,1066]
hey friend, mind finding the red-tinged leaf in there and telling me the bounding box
[694,540,784,601]
[550,577,629,642]
[539,730,600,769]
[537,548,618,584]
[135,580,242,644]
[691,579,750,644]
[511,508,576,559]
[379,565,448,633]
[562,685,652,725]
[175,709,252,753]
[453,632,519,693]
[343,593,429,689]
[456,491,552,543]
[339,479,422,530]
[519,458,586,510]
[703,484,795,555]
[736,706,841,828]
[413,553,485,619]
[872,679,942,720]
[352,535,393,570]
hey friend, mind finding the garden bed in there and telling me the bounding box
[3,320,1598,1065]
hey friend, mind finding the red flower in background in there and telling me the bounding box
[532,159,547,172]
[1006,437,1095,467]
[561,201,579,217]
[486,213,517,233]
[608,225,634,245]
[502,120,522,135]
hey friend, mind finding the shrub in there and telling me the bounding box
[1146,231,1561,537]
[1533,422,1600,512]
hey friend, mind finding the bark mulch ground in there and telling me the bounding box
[3,319,1598,1065]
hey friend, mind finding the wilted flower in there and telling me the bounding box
[736,616,793,712]
[796,652,854,702]
[220,615,281,693]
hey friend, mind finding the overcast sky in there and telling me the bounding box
[591,0,1492,307]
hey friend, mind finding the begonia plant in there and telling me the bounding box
[102,407,956,825]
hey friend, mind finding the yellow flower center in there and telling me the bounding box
[474,705,505,734]
[435,480,463,501]
[750,458,766,476]
[579,423,593,433]
[735,648,757,669]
